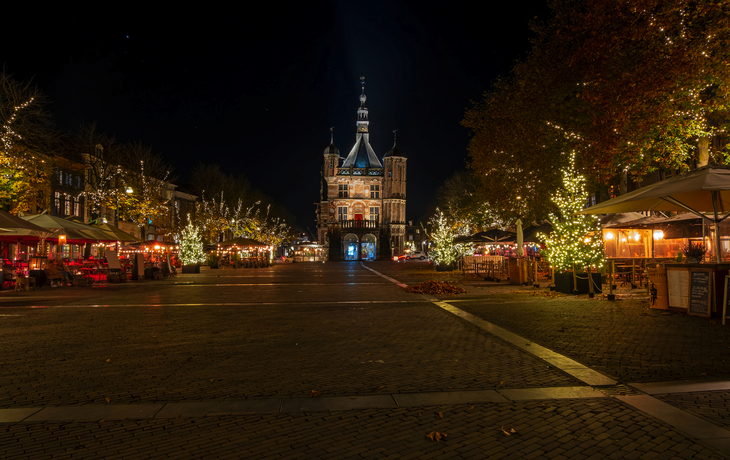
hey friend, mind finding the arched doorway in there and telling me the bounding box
[361,234,377,260]
[343,233,359,260]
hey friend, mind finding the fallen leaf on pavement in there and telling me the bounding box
[105,398,110,403]
[468,406,474,410]
[426,431,447,441]
[405,280,466,295]
[501,426,517,436]
[350,396,356,399]
[438,412,443,419]
[377,385,385,390]
[310,390,321,397]
[105,359,111,363]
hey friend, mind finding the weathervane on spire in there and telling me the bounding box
[359,77,367,106]
[393,129,399,146]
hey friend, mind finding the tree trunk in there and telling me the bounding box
[698,136,710,167]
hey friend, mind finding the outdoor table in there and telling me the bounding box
[29,269,48,288]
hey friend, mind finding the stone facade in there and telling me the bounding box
[316,78,407,261]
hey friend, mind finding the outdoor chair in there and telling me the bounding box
[14,275,35,292]
[2,269,16,290]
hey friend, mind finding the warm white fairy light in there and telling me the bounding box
[539,152,605,272]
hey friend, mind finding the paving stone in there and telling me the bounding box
[1,263,729,459]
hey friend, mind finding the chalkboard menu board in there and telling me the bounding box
[689,269,713,317]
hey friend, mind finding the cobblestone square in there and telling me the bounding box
[1,261,729,458]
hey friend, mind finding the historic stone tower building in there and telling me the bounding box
[316,78,407,261]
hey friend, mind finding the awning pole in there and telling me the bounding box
[713,191,722,263]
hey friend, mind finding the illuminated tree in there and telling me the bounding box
[539,153,604,272]
[0,68,55,213]
[426,210,471,266]
[230,200,290,248]
[179,219,206,265]
[76,123,123,221]
[434,170,504,231]
[117,142,171,237]
[465,0,730,211]
[194,191,231,243]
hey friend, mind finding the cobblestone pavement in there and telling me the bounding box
[438,295,730,384]
[0,264,580,408]
[658,391,730,431]
[366,261,730,384]
[1,261,730,458]
[2,399,725,460]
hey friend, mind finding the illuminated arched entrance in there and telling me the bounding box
[343,233,359,260]
[361,234,377,261]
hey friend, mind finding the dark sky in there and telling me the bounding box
[2,3,549,230]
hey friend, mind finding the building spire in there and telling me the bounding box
[392,129,398,147]
[330,126,334,144]
[360,77,366,107]
[356,77,369,133]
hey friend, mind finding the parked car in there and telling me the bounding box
[406,252,427,260]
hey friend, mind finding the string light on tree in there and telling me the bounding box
[179,218,206,266]
[427,210,471,266]
[539,152,604,272]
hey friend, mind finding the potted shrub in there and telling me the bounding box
[682,242,707,264]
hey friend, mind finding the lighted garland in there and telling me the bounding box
[539,153,604,272]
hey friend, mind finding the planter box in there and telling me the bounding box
[181,264,200,274]
[554,271,602,295]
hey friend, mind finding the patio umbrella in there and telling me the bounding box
[599,212,645,226]
[515,219,524,257]
[479,229,516,243]
[578,163,730,262]
[454,229,516,245]
[0,210,57,262]
[0,210,53,240]
[92,223,141,243]
[21,214,117,243]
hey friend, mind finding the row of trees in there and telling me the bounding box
[462,0,730,224]
[426,1,730,271]
[0,66,173,233]
[187,164,291,248]
[0,67,293,245]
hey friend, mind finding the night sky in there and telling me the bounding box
[3,2,549,230]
